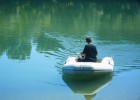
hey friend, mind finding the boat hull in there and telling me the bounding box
[62,57,114,75]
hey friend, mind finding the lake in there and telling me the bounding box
[0,0,140,100]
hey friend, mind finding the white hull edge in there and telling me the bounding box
[62,57,114,75]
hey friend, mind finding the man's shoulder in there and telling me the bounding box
[86,44,95,46]
[85,44,95,48]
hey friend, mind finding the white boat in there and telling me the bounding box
[62,56,114,75]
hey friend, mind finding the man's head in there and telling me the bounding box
[86,37,92,43]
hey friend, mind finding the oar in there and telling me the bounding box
[77,53,86,56]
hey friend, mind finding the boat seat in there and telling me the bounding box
[96,59,102,63]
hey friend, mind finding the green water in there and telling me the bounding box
[0,0,140,100]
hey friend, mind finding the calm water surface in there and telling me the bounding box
[0,0,140,100]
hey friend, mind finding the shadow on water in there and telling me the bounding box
[62,72,113,100]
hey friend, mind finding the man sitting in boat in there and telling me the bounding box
[76,37,98,62]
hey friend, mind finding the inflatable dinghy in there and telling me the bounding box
[62,57,114,75]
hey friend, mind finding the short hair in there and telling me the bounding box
[86,37,92,43]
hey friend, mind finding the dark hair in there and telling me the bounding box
[86,37,92,43]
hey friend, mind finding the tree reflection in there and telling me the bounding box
[0,0,140,60]
[35,34,63,52]
[0,31,31,60]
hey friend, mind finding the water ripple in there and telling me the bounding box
[37,80,66,87]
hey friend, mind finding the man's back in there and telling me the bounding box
[83,44,97,60]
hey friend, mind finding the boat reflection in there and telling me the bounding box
[62,73,113,100]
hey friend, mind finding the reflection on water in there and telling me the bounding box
[0,0,140,60]
[63,73,113,100]
[0,0,140,85]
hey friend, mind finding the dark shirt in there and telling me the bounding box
[82,44,98,61]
